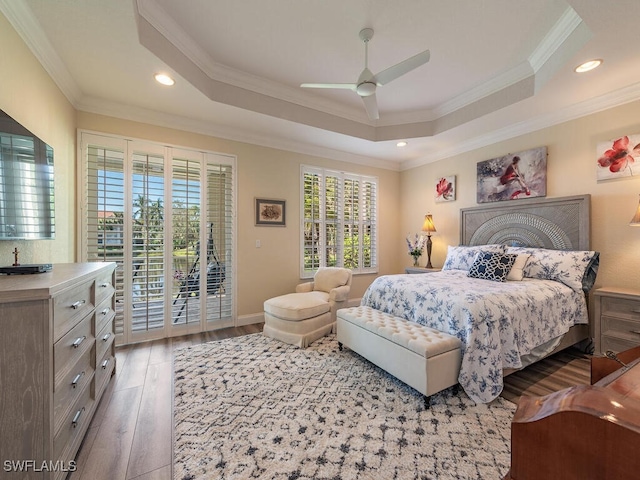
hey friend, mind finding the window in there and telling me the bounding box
[80,133,235,345]
[301,165,377,277]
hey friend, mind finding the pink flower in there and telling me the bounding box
[436,178,453,199]
[598,136,640,173]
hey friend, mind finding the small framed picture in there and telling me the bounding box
[435,175,456,203]
[255,198,286,226]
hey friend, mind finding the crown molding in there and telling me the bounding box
[401,80,640,171]
[0,0,82,106]
[528,6,583,73]
[77,96,400,171]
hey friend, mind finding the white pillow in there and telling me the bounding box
[442,244,506,271]
[506,246,599,292]
[506,254,530,281]
[313,267,350,292]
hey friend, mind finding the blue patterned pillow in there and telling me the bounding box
[442,244,506,271]
[467,252,517,282]
[506,246,599,292]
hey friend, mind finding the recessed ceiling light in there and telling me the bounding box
[154,73,175,86]
[397,141,408,147]
[574,59,602,73]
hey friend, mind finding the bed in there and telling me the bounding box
[361,195,599,403]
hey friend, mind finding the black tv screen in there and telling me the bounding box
[0,109,55,239]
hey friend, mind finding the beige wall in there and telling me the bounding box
[0,13,76,264]
[77,113,401,316]
[5,9,638,323]
[401,100,640,291]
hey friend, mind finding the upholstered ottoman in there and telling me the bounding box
[263,292,334,348]
[337,305,462,406]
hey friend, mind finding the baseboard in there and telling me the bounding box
[237,312,264,326]
[347,297,362,307]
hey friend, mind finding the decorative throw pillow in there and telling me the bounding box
[506,246,599,292]
[313,267,350,292]
[442,244,506,271]
[506,254,530,281]
[467,252,518,282]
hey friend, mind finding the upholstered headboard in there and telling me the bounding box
[460,194,591,250]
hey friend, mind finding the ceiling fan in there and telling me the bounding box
[301,28,430,120]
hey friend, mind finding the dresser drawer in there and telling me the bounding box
[602,314,640,346]
[95,295,115,336]
[95,349,115,397]
[601,334,640,354]
[96,320,115,363]
[53,382,95,461]
[53,348,94,435]
[54,314,94,387]
[53,280,94,342]
[599,296,640,320]
[95,268,116,305]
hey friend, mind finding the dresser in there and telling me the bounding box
[0,262,116,479]
[593,287,640,355]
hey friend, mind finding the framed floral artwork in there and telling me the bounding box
[435,176,456,202]
[596,134,640,181]
[476,146,547,203]
[255,198,286,226]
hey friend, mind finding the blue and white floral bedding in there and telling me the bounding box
[360,270,589,403]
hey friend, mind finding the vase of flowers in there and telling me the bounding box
[406,233,425,267]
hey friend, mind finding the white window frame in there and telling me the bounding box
[300,165,378,278]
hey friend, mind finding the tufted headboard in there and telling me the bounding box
[460,194,591,250]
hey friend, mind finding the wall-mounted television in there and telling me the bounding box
[0,109,55,240]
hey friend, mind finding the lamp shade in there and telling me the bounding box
[631,194,640,226]
[422,214,436,233]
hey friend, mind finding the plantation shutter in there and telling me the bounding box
[301,165,377,277]
[81,133,235,345]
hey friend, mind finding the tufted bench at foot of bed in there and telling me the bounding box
[336,305,462,408]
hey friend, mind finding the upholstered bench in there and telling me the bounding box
[336,305,462,407]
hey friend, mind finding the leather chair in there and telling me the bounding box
[263,267,352,348]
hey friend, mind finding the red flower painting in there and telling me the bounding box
[435,176,455,202]
[597,136,640,174]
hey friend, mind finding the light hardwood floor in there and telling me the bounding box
[69,325,590,480]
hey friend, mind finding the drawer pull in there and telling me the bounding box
[633,309,640,314]
[71,371,85,388]
[631,330,640,335]
[72,336,86,349]
[102,333,111,342]
[71,407,85,428]
[100,282,111,288]
[101,358,110,369]
[71,299,86,310]
[101,307,110,315]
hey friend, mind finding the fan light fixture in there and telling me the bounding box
[301,28,430,120]
[574,59,602,73]
[155,73,175,86]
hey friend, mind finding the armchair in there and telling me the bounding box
[263,267,352,348]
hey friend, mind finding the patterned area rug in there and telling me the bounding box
[174,334,515,480]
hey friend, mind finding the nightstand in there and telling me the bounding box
[405,267,441,274]
[593,287,640,355]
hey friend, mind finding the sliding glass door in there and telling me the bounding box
[80,133,235,345]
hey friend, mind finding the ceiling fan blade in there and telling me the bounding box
[374,49,430,86]
[300,83,357,91]
[361,94,379,120]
